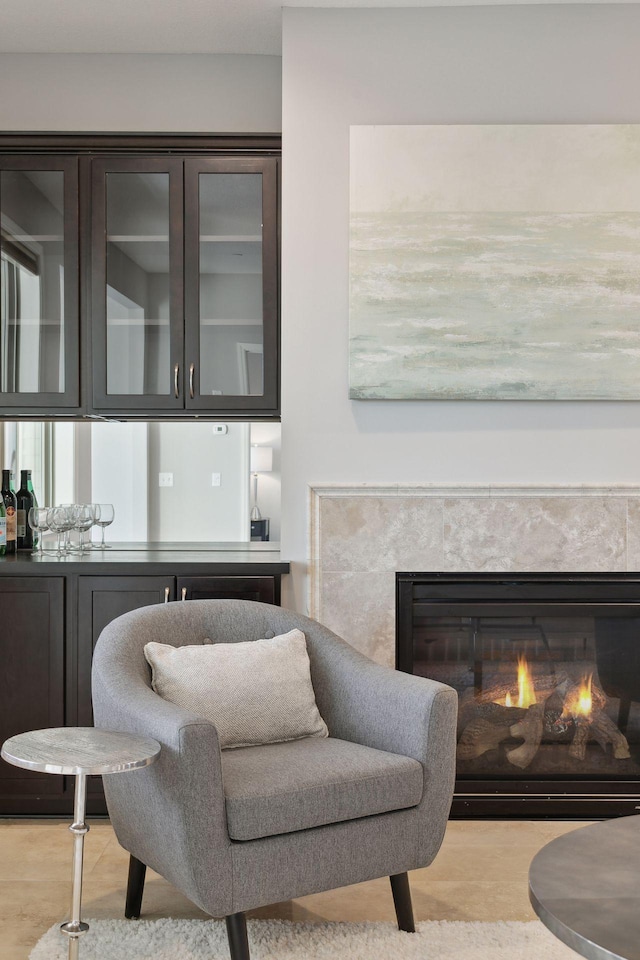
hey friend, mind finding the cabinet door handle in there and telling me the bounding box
[174,363,180,398]
[189,363,195,400]
[181,586,187,601]
[164,586,170,603]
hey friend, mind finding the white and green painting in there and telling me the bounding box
[349,125,640,399]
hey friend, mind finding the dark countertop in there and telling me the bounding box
[0,542,289,575]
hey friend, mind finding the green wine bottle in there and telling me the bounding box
[0,498,6,556]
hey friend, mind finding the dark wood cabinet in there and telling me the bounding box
[177,575,276,604]
[0,156,80,414]
[0,577,66,811]
[0,556,287,814]
[77,576,175,726]
[0,135,280,420]
[90,157,185,413]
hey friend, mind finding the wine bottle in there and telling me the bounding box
[0,499,6,557]
[1,470,17,555]
[16,470,34,551]
[26,470,39,549]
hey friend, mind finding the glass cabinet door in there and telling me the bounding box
[0,157,79,408]
[91,158,184,410]
[184,157,278,412]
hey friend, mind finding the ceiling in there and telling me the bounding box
[0,0,632,57]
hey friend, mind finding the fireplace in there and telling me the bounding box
[396,573,640,818]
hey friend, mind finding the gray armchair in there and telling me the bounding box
[92,600,457,960]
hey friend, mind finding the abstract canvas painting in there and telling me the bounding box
[349,125,640,399]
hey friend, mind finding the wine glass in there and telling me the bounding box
[94,503,115,549]
[28,507,50,557]
[73,503,96,553]
[47,506,72,557]
[59,503,77,553]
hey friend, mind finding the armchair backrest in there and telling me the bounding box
[92,599,361,731]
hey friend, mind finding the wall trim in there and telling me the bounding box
[309,482,640,499]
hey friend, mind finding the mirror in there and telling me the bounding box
[0,420,281,544]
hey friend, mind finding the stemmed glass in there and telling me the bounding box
[47,505,73,557]
[59,503,77,553]
[74,503,99,553]
[93,503,115,549]
[28,507,50,557]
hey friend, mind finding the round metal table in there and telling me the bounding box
[1,727,160,960]
[529,816,640,960]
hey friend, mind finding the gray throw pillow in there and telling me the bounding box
[144,629,329,749]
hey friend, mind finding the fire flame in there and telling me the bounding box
[517,655,537,709]
[504,692,513,708]
[562,673,594,719]
[575,674,593,718]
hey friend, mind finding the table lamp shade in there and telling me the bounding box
[250,446,273,474]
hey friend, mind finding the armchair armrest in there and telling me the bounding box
[309,629,457,762]
[92,653,234,916]
[307,629,458,863]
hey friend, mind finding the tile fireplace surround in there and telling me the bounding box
[309,484,640,668]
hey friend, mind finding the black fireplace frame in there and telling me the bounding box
[396,572,640,820]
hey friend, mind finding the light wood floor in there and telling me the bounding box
[0,818,590,959]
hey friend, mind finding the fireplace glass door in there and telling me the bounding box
[396,575,640,816]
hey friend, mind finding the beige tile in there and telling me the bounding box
[626,498,640,568]
[440,819,592,846]
[86,834,130,881]
[0,821,111,881]
[0,880,71,922]
[410,879,537,922]
[320,496,443,573]
[0,919,54,960]
[253,877,396,924]
[320,570,395,665]
[82,877,209,921]
[443,497,627,571]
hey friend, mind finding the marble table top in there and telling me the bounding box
[529,816,640,960]
[1,727,160,776]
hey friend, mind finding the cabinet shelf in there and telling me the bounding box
[106,235,262,243]
[200,235,262,242]
[6,234,64,242]
[107,235,169,242]
[106,317,169,326]
[200,318,262,326]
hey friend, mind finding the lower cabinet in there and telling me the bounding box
[177,576,276,604]
[0,578,66,814]
[0,569,284,815]
[77,576,175,727]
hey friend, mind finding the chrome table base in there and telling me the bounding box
[60,773,90,959]
[1,727,160,959]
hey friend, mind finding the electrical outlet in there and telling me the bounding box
[212,424,228,435]
[211,473,221,487]
[158,472,173,487]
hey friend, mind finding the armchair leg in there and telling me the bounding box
[390,872,416,932]
[125,855,147,919]
[226,911,250,960]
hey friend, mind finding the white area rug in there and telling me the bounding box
[30,918,578,959]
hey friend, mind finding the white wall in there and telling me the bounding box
[91,422,149,540]
[281,5,640,613]
[147,421,250,542]
[0,53,281,132]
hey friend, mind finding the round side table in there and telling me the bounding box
[1,727,160,960]
[529,816,640,960]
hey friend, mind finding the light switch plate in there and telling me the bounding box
[211,473,221,487]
